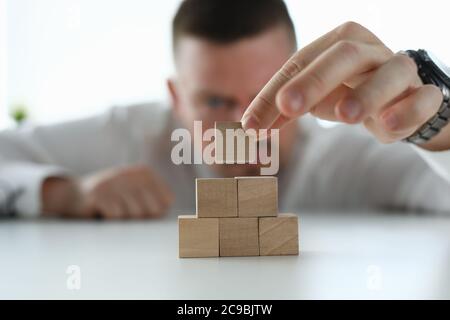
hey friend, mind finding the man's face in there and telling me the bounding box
[169,26,295,176]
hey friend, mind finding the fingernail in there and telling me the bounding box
[340,99,362,121]
[384,113,399,130]
[286,91,304,113]
[242,115,259,130]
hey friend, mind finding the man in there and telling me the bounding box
[0,0,449,219]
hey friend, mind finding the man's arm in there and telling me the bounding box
[39,166,174,219]
[0,107,130,217]
[359,137,450,212]
[0,106,173,218]
[309,124,450,212]
[41,177,82,217]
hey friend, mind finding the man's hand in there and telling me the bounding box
[42,165,174,219]
[241,21,450,151]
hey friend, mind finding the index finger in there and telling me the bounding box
[241,21,381,130]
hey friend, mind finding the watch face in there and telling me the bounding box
[428,51,450,79]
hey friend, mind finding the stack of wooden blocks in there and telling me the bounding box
[178,176,299,258]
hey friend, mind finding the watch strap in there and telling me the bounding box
[401,50,450,144]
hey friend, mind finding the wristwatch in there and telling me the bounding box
[401,49,450,144]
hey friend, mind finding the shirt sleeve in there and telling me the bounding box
[340,130,450,213]
[0,106,134,218]
[412,145,450,184]
[292,122,450,213]
[0,162,67,217]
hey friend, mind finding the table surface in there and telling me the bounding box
[1,211,450,299]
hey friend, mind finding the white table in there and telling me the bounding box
[1,211,450,299]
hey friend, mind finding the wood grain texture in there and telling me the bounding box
[196,178,238,218]
[259,213,299,256]
[236,176,278,217]
[219,217,259,257]
[178,215,219,258]
[215,122,250,164]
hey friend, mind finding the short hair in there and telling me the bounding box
[172,0,297,52]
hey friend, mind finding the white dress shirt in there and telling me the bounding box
[1,102,450,217]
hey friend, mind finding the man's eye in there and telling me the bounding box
[206,97,225,109]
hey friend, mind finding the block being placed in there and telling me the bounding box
[178,215,219,258]
[236,176,278,217]
[215,122,254,164]
[219,217,259,257]
[259,214,299,256]
[196,178,237,218]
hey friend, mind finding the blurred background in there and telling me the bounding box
[1,0,450,129]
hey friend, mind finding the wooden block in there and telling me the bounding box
[259,214,299,256]
[219,217,259,257]
[215,122,252,164]
[236,176,278,217]
[178,215,219,258]
[196,178,237,218]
